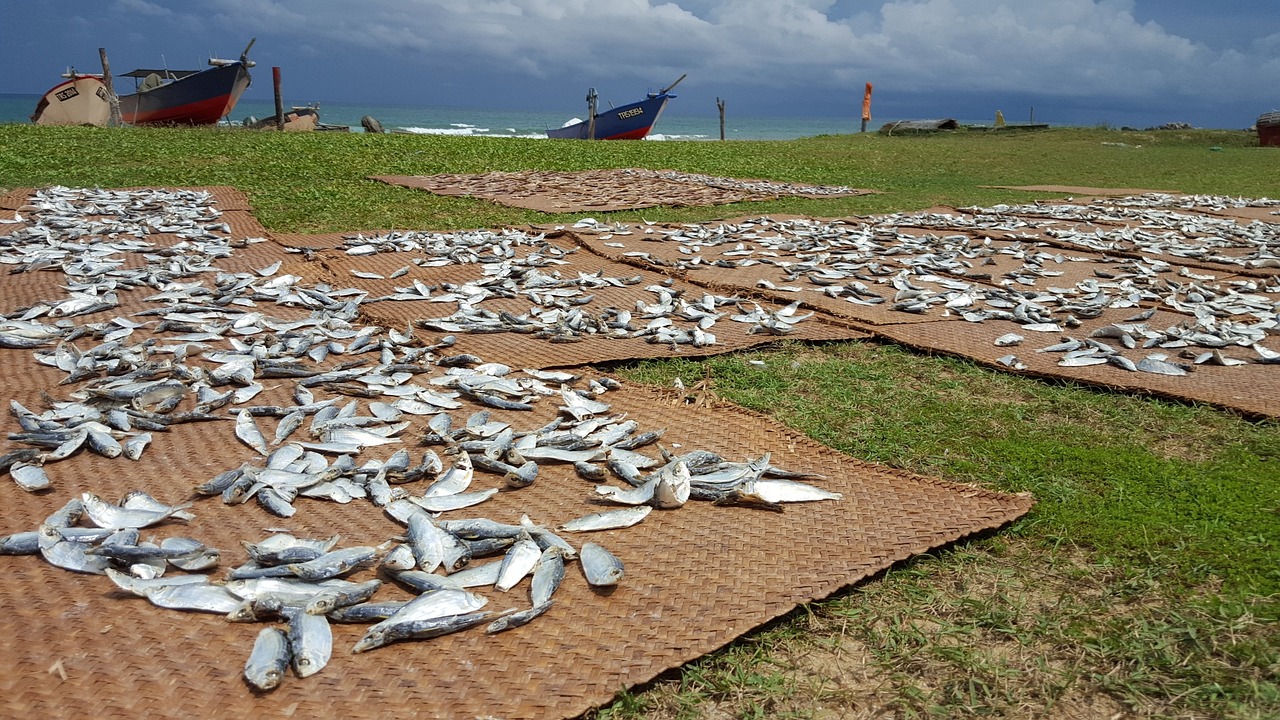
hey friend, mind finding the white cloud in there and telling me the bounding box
[194,0,1276,105]
[112,0,172,16]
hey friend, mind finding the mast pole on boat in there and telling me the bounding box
[99,47,122,127]
[586,87,598,140]
[659,74,687,95]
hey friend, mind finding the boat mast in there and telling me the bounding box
[659,74,687,95]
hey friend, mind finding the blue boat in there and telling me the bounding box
[547,75,684,140]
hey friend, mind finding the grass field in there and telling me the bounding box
[1,124,1277,719]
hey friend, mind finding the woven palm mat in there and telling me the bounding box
[873,310,1280,418]
[372,168,873,212]
[0,366,1033,719]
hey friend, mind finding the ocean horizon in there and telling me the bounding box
[1,92,986,141]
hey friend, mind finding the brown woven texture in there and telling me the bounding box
[0,374,1031,720]
[372,169,873,213]
[874,310,1280,418]
[0,188,35,210]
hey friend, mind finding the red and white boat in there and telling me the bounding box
[29,71,111,126]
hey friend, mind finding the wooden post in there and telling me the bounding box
[861,82,873,133]
[1029,106,1035,124]
[717,97,726,141]
[586,88,598,140]
[273,67,285,130]
[99,47,122,127]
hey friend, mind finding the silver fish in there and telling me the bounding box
[441,559,504,588]
[407,487,499,513]
[739,479,843,503]
[651,460,691,509]
[557,505,652,532]
[235,409,270,456]
[286,608,332,678]
[80,492,192,529]
[143,582,244,614]
[530,546,566,607]
[122,432,152,460]
[423,452,473,497]
[494,533,542,592]
[580,542,624,587]
[10,463,51,492]
[272,410,305,446]
[244,627,290,692]
[0,530,40,555]
[327,600,410,623]
[351,610,492,653]
[484,601,554,634]
[224,577,358,605]
[104,567,207,596]
[37,524,109,574]
[288,546,379,581]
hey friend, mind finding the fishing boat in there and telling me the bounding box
[117,39,256,126]
[243,105,351,132]
[30,71,111,126]
[547,74,684,140]
[1258,111,1280,147]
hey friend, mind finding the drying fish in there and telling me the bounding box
[143,581,244,614]
[235,410,271,456]
[1136,356,1190,376]
[37,523,109,574]
[104,567,207,596]
[557,505,652,532]
[352,609,493,654]
[406,487,498,513]
[10,463,51,492]
[493,532,542,592]
[529,546,566,607]
[288,545,380,581]
[736,479,843,504]
[485,601,554,634]
[423,452,473,497]
[327,600,410,623]
[244,627,290,692]
[80,492,192,529]
[286,607,333,678]
[579,542,624,587]
[351,588,489,653]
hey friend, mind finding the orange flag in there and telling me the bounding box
[861,82,873,122]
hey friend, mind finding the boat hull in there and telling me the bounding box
[30,76,111,127]
[1259,111,1280,148]
[547,93,672,140]
[118,62,251,126]
[247,106,320,131]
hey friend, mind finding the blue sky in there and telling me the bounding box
[3,0,1277,128]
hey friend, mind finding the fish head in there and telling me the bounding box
[352,628,388,654]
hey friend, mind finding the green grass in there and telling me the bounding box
[2,123,1278,719]
[2,125,1275,233]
